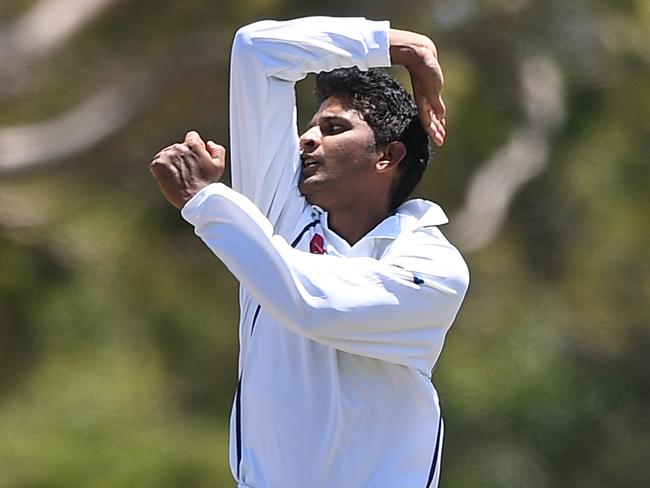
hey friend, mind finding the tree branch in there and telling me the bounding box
[0,37,223,175]
[0,0,121,62]
[449,56,565,252]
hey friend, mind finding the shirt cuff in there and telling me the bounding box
[364,20,391,69]
[180,182,227,225]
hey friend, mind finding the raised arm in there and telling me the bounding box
[229,17,391,230]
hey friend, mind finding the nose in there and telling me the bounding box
[299,125,321,154]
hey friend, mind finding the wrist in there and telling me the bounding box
[389,29,436,68]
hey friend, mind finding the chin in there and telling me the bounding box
[299,181,328,209]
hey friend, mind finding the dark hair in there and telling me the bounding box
[314,67,430,210]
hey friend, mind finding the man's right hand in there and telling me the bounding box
[150,131,226,210]
[389,29,446,146]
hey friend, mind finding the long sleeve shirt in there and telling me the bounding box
[181,17,469,488]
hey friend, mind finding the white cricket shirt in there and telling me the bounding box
[181,17,469,488]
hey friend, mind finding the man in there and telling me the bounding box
[151,16,469,488]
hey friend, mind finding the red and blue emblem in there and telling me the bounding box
[309,234,326,254]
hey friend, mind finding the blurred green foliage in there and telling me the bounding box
[1,0,648,487]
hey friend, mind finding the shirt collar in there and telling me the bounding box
[312,198,449,243]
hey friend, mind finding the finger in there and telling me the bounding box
[184,130,209,155]
[206,141,227,181]
[434,97,447,145]
[431,109,446,137]
[150,147,177,167]
[171,143,193,173]
[150,157,179,181]
[172,143,191,157]
[429,117,445,146]
[416,96,444,144]
[153,144,175,160]
[433,118,446,139]
[421,97,447,146]
[164,144,184,176]
[428,121,442,146]
[432,95,446,123]
[433,129,445,147]
[206,140,226,160]
[185,130,204,145]
[439,98,447,128]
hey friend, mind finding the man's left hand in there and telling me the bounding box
[389,29,446,146]
[150,131,226,209]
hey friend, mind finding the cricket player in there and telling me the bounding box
[151,16,469,488]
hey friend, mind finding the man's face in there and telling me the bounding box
[298,96,380,211]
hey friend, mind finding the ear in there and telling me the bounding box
[375,141,407,174]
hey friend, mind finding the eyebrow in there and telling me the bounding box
[306,115,349,129]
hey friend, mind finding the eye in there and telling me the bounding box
[325,122,345,134]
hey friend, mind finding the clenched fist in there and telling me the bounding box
[150,131,226,209]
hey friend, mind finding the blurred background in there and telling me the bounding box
[0,0,648,487]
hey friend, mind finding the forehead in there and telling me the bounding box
[309,96,366,125]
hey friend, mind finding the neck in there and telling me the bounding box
[327,200,392,245]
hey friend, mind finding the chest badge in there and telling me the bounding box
[309,234,327,254]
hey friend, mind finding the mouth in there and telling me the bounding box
[300,155,320,169]
[300,154,322,177]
